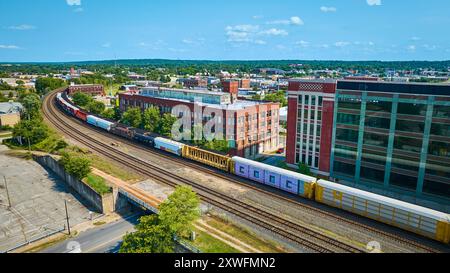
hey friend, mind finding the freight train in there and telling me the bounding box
[55,92,450,244]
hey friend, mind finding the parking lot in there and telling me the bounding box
[0,145,99,252]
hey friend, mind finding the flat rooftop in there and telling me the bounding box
[123,92,277,111]
[337,80,450,96]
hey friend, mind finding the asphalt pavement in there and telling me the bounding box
[41,214,140,253]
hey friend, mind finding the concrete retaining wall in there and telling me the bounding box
[34,155,113,214]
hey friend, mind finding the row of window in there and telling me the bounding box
[299,95,324,107]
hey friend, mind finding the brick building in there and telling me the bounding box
[180,78,208,89]
[286,79,337,176]
[119,87,280,158]
[67,83,105,96]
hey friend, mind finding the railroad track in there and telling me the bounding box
[46,94,441,253]
[43,90,364,253]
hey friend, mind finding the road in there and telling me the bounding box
[42,215,140,253]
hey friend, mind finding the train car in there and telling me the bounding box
[75,110,88,122]
[182,145,232,172]
[154,137,184,156]
[87,115,114,131]
[132,128,158,146]
[231,157,316,199]
[315,180,450,243]
[110,123,134,140]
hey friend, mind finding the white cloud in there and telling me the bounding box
[407,45,416,51]
[73,7,83,12]
[254,40,267,45]
[423,44,437,50]
[320,6,337,13]
[335,41,350,47]
[290,16,304,25]
[66,0,81,6]
[267,16,304,26]
[296,40,310,48]
[260,28,288,36]
[252,15,263,20]
[226,24,259,32]
[0,45,20,49]
[102,42,111,48]
[276,45,287,50]
[7,24,36,30]
[367,0,381,6]
[410,36,421,41]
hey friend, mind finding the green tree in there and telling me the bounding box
[298,163,311,176]
[158,186,201,237]
[21,93,42,120]
[72,92,93,107]
[119,215,174,254]
[101,108,115,120]
[121,107,142,128]
[87,101,106,115]
[59,152,91,180]
[156,113,177,137]
[142,106,161,132]
[13,119,49,147]
[35,77,65,95]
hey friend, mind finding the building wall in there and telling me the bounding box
[119,93,280,158]
[286,80,336,175]
[0,113,20,127]
[330,81,450,205]
[67,85,105,96]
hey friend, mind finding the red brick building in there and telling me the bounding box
[67,83,105,96]
[181,78,208,89]
[119,87,280,158]
[222,80,239,102]
[286,79,336,175]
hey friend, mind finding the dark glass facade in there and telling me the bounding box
[331,81,450,203]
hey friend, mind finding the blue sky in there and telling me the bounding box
[1,0,449,62]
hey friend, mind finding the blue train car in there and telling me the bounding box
[154,137,184,156]
[87,115,114,131]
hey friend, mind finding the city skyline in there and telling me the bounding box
[1,0,450,62]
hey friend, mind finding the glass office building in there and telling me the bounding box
[330,80,450,204]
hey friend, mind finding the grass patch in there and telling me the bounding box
[83,173,112,195]
[86,153,142,182]
[191,228,240,253]
[24,234,69,253]
[205,216,287,253]
[93,221,106,226]
[4,150,33,160]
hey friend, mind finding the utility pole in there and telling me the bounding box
[64,200,71,235]
[3,176,12,208]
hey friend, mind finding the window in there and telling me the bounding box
[333,161,356,177]
[335,145,357,160]
[428,141,450,157]
[360,167,385,184]
[336,128,359,143]
[430,123,450,137]
[269,175,276,183]
[318,97,323,107]
[397,103,427,116]
[433,105,450,118]
[254,171,260,178]
[394,136,422,153]
[389,172,418,191]
[396,120,424,134]
[239,166,245,173]
[338,98,361,110]
[337,113,360,125]
[365,117,390,129]
[366,100,392,113]
[363,132,389,147]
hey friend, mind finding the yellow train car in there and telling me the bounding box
[182,145,232,172]
[315,180,450,244]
